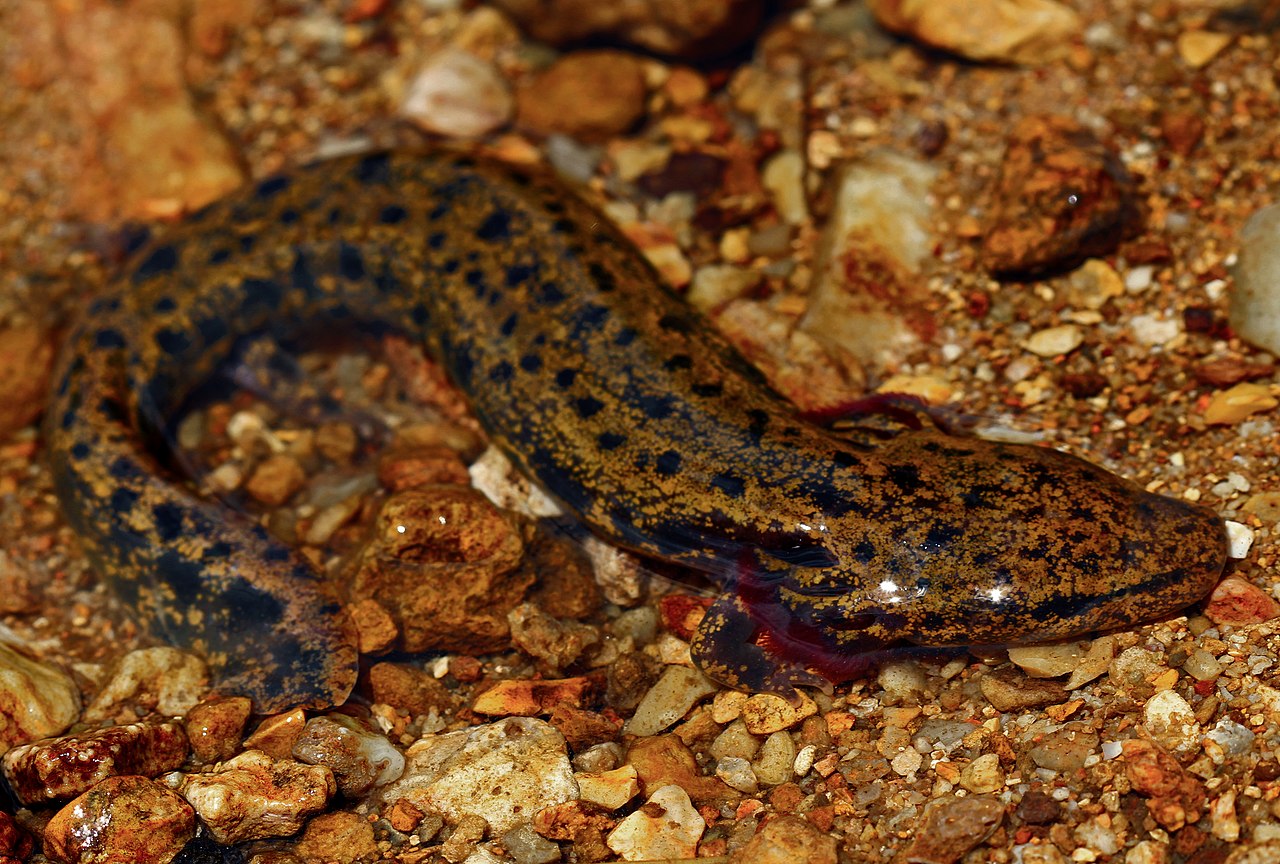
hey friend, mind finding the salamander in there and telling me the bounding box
[46,151,1229,711]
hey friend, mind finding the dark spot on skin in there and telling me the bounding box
[263,546,291,562]
[746,409,769,439]
[279,209,299,225]
[132,244,179,284]
[598,432,626,450]
[380,205,407,224]
[208,248,232,265]
[291,252,316,296]
[255,175,290,199]
[109,487,139,514]
[465,270,486,298]
[832,450,860,468]
[489,361,513,382]
[500,314,519,336]
[537,282,566,306]
[70,442,90,460]
[197,316,229,345]
[851,539,877,564]
[153,297,177,314]
[555,368,577,389]
[588,262,617,292]
[551,218,576,234]
[922,523,963,553]
[520,353,542,372]
[95,329,126,349]
[575,396,604,419]
[655,450,682,476]
[155,328,192,357]
[339,243,365,280]
[108,456,140,480]
[887,463,921,493]
[692,382,724,398]
[638,394,675,419]
[412,303,430,326]
[664,354,692,371]
[712,473,746,498]
[203,541,233,560]
[354,152,392,184]
[152,503,184,542]
[476,210,511,241]
[576,303,610,330]
[427,232,446,250]
[506,264,535,287]
[240,278,284,312]
[658,313,693,333]
[327,208,342,225]
[89,297,121,316]
[615,328,637,346]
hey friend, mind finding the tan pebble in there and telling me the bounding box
[85,646,208,720]
[606,784,704,861]
[292,811,379,864]
[1176,31,1231,68]
[516,50,648,141]
[959,752,1004,793]
[741,691,817,735]
[349,598,399,655]
[185,696,252,763]
[575,765,640,810]
[292,714,405,797]
[0,642,79,754]
[471,677,592,717]
[243,708,308,760]
[368,662,458,716]
[245,453,307,506]
[1203,382,1278,424]
[1023,324,1083,357]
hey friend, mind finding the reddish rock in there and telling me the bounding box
[471,677,593,717]
[1204,576,1280,626]
[1123,739,1207,831]
[348,487,533,654]
[2,720,189,805]
[185,696,252,764]
[292,810,379,864]
[367,663,459,717]
[517,51,649,141]
[982,115,1139,275]
[291,714,405,797]
[242,709,308,761]
[43,776,194,864]
[0,325,56,438]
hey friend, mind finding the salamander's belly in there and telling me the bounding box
[44,151,1229,709]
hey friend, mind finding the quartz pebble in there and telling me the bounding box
[399,49,513,139]
[379,717,576,834]
[575,765,640,810]
[1231,203,1280,353]
[292,714,405,797]
[43,775,194,864]
[605,784,704,861]
[83,647,208,721]
[1023,324,1083,357]
[3,719,189,805]
[169,749,336,843]
[0,642,80,753]
[868,0,1081,65]
[624,665,719,736]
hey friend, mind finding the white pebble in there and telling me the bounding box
[1225,520,1253,559]
[1124,265,1155,292]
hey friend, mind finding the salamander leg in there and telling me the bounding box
[691,593,833,700]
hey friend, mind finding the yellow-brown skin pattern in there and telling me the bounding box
[46,152,1228,709]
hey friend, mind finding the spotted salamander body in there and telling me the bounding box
[46,151,1228,710]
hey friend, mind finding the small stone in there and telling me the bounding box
[368,662,458,716]
[350,599,400,655]
[0,325,56,438]
[737,814,837,864]
[292,811,379,864]
[761,150,808,225]
[1008,640,1092,678]
[292,714,405,797]
[83,647,208,721]
[1122,739,1206,831]
[502,822,562,864]
[1023,324,1083,357]
[1129,313,1181,346]
[471,677,592,717]
[1210,789,1240,842]
[900,796,1004,864]
[1029,727,1099,772]
[1182,649,1223,682]
[185,696,252,764]
[507,603,599,672]
[623,666,719,737]
[1231,203,1280,353]
[170,749,336,844]
[439,812,487,863]
[576,765,640,811]
[753,731,796,787]
[959,752,1004,793]
[378,444,472,491]
[243,709,308,760]
[715,756,759,794]
[517,51,648,141]
[1161,110,1205,156]
[606,784,704,861]
[1226,520,1254,559]
[245,453,307,506]
[0,642,80,753]
[3,719,189,805]
[378,717,576,835]
[43,776,194,864]
[1176,31,1231,68]
[1203,383,1278,425]
[399,49,513,139]
[625,734,735,803]
[687,264,762,312]
[741,691,817,735]
[868,0,1082,65]
[1204,576,1280,626]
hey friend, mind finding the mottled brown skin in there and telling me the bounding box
[46,151,1228,709]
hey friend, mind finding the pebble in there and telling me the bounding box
[1180,649,1223,683]
[399,49,513,139]
[0,325,56,438]
[1023,324,1083,357]
[1204,576,1280,626]
[738,814,837,864]
[501,823,562,864]
[506,602,599,672]
[710,719,760,762]
[626,734,735,803]
[489,0,763,58]
[292,810,380,864]
[867,0,1082,65]
[605,784,704,861]
[3,719,189,805]
[575,765,640,810]
[623,665,719,736]
[43,775,194,864]
[803,151,936,367]
[517,51,648,141]
[1202,382,1277,425]
[761,150,809,225]
[292,714,405,797]
[900,795,1004,864]
[168,749,336,844]
[1176,30,1231,68]
[1122,739,1206,831]
[687,264,762,312]
[1231,203,1280,353]
[1205,719,1255,757]
[1007,640,1091,678]
[368,662,459,717]
[982,115,1136,275]
[1128,313,1181,347]
[978,669,1066,712]
[83,646,208,721]
[471,677,592,717]
[751,731,795,787]
[378,717,576,834]
[184,696,252,764]
[741,691,817,735]
[0,642,80,753]
[244,452,307,506]
[243,708,308,760]
[1029,727,1099,772]
[348,487,533,654]
[715,756,759,794]
[959,753,1004,793]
